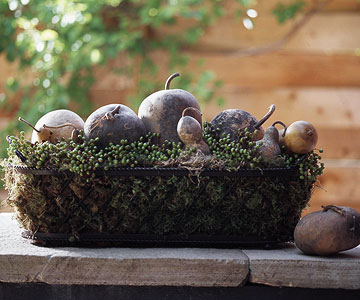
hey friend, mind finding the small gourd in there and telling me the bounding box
[177,107,210,155]
[19,110,84,144]
[210,105,276,142]
[284,120,318,154]
[255,122,282,159]
[84,104,146,148]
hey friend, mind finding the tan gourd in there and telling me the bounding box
[19,117,80,143]
[177,107,210,155]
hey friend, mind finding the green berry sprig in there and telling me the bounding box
[6,131,185,181]
[6,126,324,182]
[282,148,325,181]
[203,122,262,168]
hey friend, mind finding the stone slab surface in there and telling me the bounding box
[2,213,360,289]
[0,213,248,286]
[244,244,360,290]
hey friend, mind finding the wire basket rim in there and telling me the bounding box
[8,164,300,177]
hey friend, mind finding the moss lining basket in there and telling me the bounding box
[4,164,313,247]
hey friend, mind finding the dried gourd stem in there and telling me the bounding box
[165,73,180,90]
[272,121,287,137]
[322,205,346,217]
[90,105,121,132]
[105,105,121,121]
[306,128,315,137]
[182,107,202,118]
[18,117,40,133]
[44,123,78,130]
[255,104,276,129]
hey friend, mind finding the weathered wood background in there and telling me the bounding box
[1,0,360,215]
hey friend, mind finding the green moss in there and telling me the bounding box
[3,166,314,240]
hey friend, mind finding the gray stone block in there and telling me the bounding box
[0,213,249,286]
[3,212,360,289]
[244,244,360,289]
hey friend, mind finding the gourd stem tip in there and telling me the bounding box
[254,104,276,129]
[18,117,40,133]
[165,73,180,90]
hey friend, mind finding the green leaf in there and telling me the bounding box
[184,27,204,44]
[236,0,256,7]
[272,1,306,24]
[5,77,19,92]
[217,97,226,107]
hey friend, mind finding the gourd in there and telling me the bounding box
[210,105,276,142]
[256,122,282,159]
[177,107,210,155]
[84,104,145,148]
[294,205,360,256]
[284,121,318,154]
[19,109,84,143]
[138,73,201,144]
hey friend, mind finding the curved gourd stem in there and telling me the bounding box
[43,123,78,130]
[18,117,40,133]
[165,73,180,90]
[254,104,276,129]
[272,120,287,137]
[105,105,121,121]
[182,107,202,118]
[91,105,121,133]
[322,205,346,217]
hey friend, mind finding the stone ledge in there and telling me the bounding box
[0,214,248,287]
[244,246,360,290]
[1,213,360,289]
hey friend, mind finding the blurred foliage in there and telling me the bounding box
[272,0,306,23]
[0,0,307,160]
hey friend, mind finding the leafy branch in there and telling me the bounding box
[0,0,330,161]
[0,0,237,155]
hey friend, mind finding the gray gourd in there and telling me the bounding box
[84,104,145,148]
[138,73,201,144]
[210,105,276,142]
[177,107,210,155]
[256,122,282,159]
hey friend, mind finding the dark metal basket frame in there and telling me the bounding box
[11,164,300,178]
[10,164,302,247]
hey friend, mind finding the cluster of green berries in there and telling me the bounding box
[7,132,31,163]
[6,132,61,168]
[6,131,184,179]
[202,122,262,168]
[100,134,183,170]
[7,125,324,182]
[283,149,325,182]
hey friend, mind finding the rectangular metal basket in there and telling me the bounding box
[8,165,309,248]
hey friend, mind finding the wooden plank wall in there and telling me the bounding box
[1,0,360,215]
[154,0,360,215]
